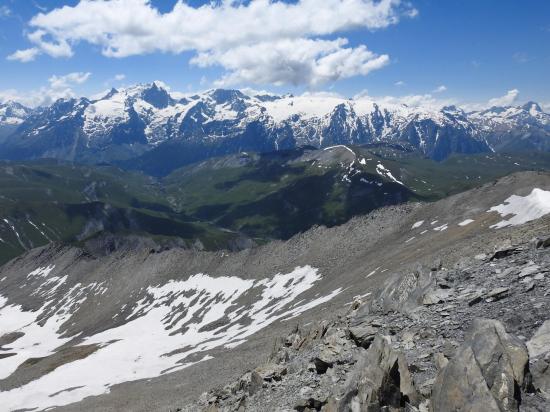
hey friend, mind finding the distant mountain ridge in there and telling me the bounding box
[1,83,549,174]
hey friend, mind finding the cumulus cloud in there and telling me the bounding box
[7,48,41,63]
[192,38,389,87]
[49,72,91,89]
[10,0,416,86]
[0,72,92,107]
[488,89,519,107]
[432,85,447,93]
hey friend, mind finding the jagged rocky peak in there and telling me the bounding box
[441,105,463,114]
[100,87,119,101]
[522,100,543,114]
[254,93,281,102]
[140,81,174,109]
[206,88,250,104]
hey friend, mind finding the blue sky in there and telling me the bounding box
[0,0,549,108]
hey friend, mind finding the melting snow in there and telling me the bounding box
[0,266,341,411]
[458,219,475,227]
[376,163,404,185]
[323,145,356,156]
[27,219,51,240]
[411,220,424,229]
[2,218,25,249]
[433,224,448,232]
[27,265,55,278]
[488,188,550,229]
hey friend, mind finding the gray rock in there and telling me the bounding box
[431,318,528,412]
[531,235,550,249]
[518,264,540,279]
[338,335,419,410]
[313,330,351,374]
[248,371,262,396]
[530,357,550,400]
[422,288,454,306]
[433,353,448,371]
[485,286,509,301]
[528,320,550,358]
[348,325,378,348]
[527,321,550,399]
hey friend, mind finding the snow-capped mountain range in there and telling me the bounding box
[1,82,549,172]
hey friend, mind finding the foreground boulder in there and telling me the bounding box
[337,335,419,410]
[431,318,529,412]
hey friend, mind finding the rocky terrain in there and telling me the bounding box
[1,84,549,174]
[190,236,550,411]
[0,171,549,411]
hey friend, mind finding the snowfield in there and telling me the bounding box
[0,265,341,411]
[488,188,550,229]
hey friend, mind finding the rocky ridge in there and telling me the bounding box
[189,236,550,412]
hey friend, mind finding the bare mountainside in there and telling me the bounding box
[0,172,549,411]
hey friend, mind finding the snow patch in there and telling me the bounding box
[411,220,424,229]
[376,163,404,185]
[488,188,550,229]
[458,219,475,227]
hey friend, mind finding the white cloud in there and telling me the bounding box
[353,90,456,110]
[192,38,389,87]
[394,80,405,87]
[48,72,91,89]
[0,5,11,18]
[432,85,447,93]
[7,48,41,63]
[11,0,416,86]
[0,72,92,107]
[114,74,126,81]
[488,89,519,107]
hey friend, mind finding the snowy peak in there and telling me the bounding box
[140,82,174,109]
[0,101,33,127]
[522,101,543,115]
[2,86,549,167]
[206,89,250,104]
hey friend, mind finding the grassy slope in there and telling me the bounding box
[0,160,236,265]
[164,147,550,239]
[1,148,550,265]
